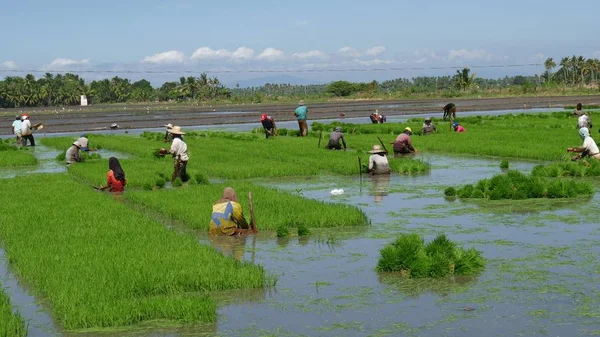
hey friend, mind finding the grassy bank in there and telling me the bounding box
[0,174,266,330]
[0,142,37,167]
[126,182,370,231]
[0,283,27,337]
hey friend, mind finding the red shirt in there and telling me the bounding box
[455,125,466,132]
[107,170,126,192]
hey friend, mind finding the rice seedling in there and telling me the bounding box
[172,177,183,187]
[500,160,509,169]
[126,182,369,231]
[0,174,266,330]
[276,225,290,238]
[0,283,27,337]
[376,234,485,278]
[0,143,37,167]
[532,159,600,177]
[297,225,311,236]
[449,170,593,200]
[444,187,457,197]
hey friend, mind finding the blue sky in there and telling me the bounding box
[1,0,599,85]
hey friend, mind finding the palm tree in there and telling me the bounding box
[577,56,586,84]
[544,58,556,83]
[559,57,569,83]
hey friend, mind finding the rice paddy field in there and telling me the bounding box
[1,109,600,336]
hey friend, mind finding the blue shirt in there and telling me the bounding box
[295,105,308,120]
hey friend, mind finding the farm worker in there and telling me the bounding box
[369,110,386,124]
[295,100,308,137]
[421,117,437,135]
[577,113,592,130]
[65,141,83,165]
[567,127,600,160]
[393,127,417,154]
[443,103,456,120]
[326,126,347,150]
[98,157,127,192]
[159,126,189,182]
[163,123,173,142]
[453,121,466,132]
[210,187,256,236]
[260,113,277,139]
[368,145,391,175]
[20,113,35,146]
[572,103,584,116]
[11,116,22,144]
[77,134,90,152]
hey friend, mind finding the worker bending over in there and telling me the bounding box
[368,145,391,175]
[210,187,257,236]
[260,113,277,139]
[393,127,417,154]
[567,127,600,161]
[326,127,347,150]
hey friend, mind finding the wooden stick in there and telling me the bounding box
[318,131,323,148]
[358,156,362,177]
[248,191,257,233]
[377,136,389,154]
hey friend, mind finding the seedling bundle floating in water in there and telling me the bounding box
[376,234,485,278]
[445,170,593,200]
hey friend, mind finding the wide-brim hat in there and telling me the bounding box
[404,127,412,133]
[164,123,173,129]
[368,145,386,154]
[298,100,305,105]
[73,141,82,147]
[170,126,185,135]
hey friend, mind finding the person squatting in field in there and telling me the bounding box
[98,157,127,192]
[295,100,308,136]
[160,126,189,182]
[65,141,83,165]
[453,121,466,132]
[368,145,391,175]
[369,110,386,124]
[567,127,600,161]
[260,113,277,139]
[326,127,347,150]
[393,127,417,154]
[421,117,437,135]
[210,187,257,236]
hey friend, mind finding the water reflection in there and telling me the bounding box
[209,235,250,261]
[378,273,479,298]
[369,175,391,203]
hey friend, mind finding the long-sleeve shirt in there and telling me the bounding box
[393,133,415,152]
[368,154,390,174]
[65,145,81,164]
[169,137,189,161]
[422,123,437,134]
[328,131,346,148]
[106,170,126,192]
[209,201,249,236]
[21,120,32,136]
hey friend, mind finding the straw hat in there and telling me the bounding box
[298,100,305,106]
[170,126,185,135]
[73,141,82,148]
[368,145,386,154]
[404,127,412,133]
[164,123,173,129]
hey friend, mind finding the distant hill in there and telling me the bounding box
[229,75,326,88]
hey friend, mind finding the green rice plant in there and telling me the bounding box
[297,225,311,236]
[449,170,593,200]
[0,283,27,337]
[0,174,266,330]
[376,234,485,278]
[0,143,37,167]
[532,160,600,177]
[173,177,183,187]
[276,225,289,238]
[195,173,210,185]
[444,187,457,197]
[155,178,166,189]
[126,182,369,231]
[500,160,509,169]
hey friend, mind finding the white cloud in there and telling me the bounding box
[338,47,362,58]
[231,47,255,60]
[529,53,545,62]
[447,49,495,61]
[355,59,395,67]
[48,58,91,67]
[256,48,285,61]
[190,47,232,61]
[364,46,386,57]
[142,51,185,64]
[292,50,329,60]
[2,61,17,69]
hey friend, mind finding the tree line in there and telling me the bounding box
[0,73,231,108]
[1,55,598,108]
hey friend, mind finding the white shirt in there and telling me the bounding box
[21,119,32,136]
[578,115,590,128]
[169,137,189,161]
[12,120,21,135]
[583,136,599,155]
[368,154,390,173]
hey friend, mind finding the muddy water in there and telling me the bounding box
[4,153,600,336]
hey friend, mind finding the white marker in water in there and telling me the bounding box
[330,189,344,195]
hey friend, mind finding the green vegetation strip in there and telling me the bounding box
[0,283,27,337]
[445,170,593,200]
[376,234,485,278]
[0,142,37,168]
[0,174,265,330]
[126,182,369,231]
[532,160,600,177]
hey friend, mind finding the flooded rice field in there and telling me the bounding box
[3,153,598,336]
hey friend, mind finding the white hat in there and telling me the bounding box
[164,123,173,129]
[73,141,82,148]
[170,126,185,135]
[368,145,386,154]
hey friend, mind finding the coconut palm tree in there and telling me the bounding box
[544,58,556,83]
[559,57,569,83]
